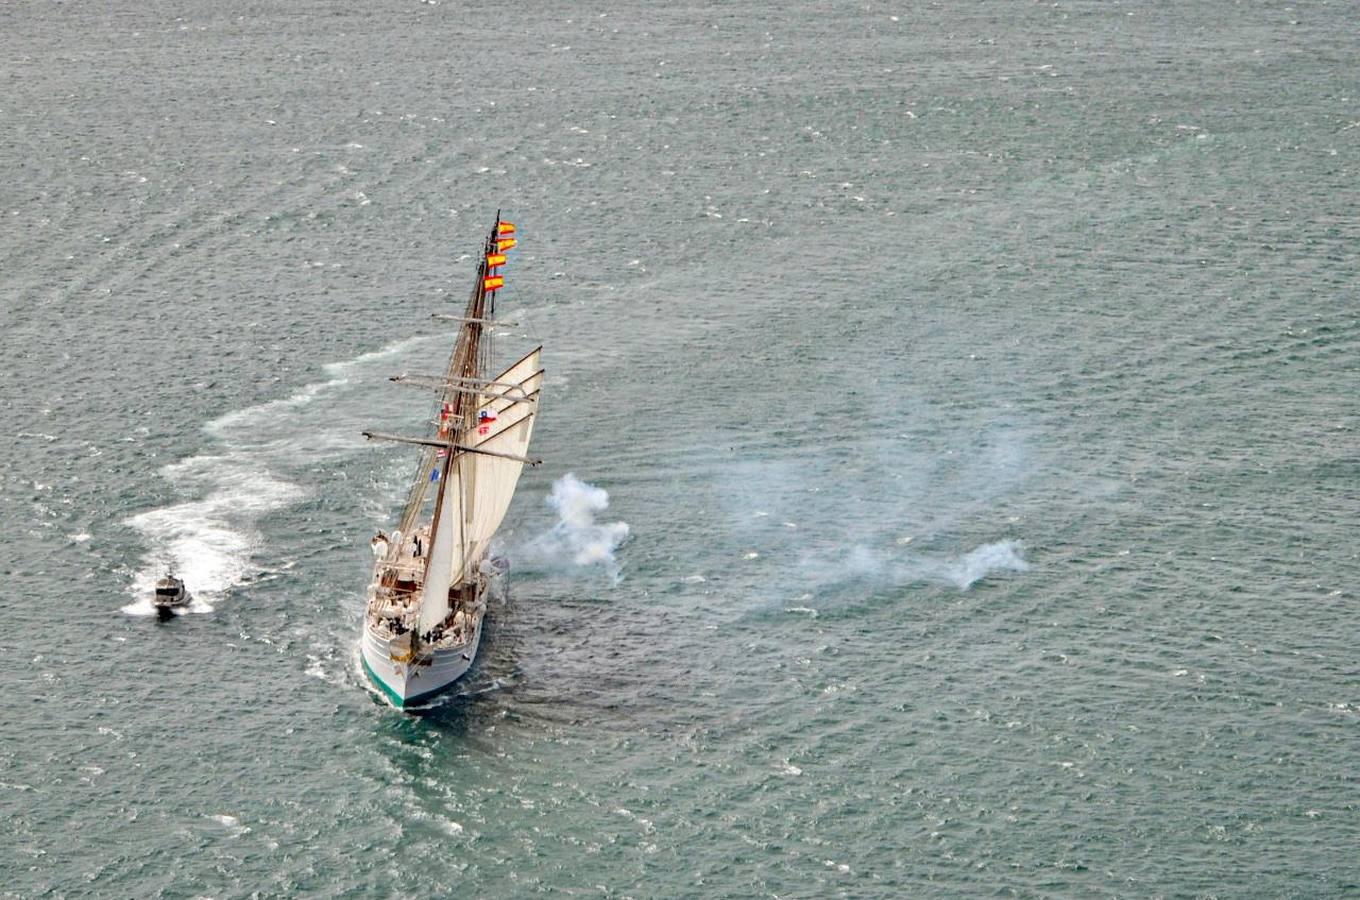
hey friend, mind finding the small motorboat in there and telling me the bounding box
[151,573,190,613]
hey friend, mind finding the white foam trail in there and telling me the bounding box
[124,458,301,612]
[516,474,630,582]
[207,335,430,449]
[206,378,338,438]
[322,335,430,379]
[124,337,428,614]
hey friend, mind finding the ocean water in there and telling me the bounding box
[2,1,1358,895]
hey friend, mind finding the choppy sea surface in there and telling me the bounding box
[3,2,1358,895]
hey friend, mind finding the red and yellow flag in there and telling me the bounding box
[485,253,507,268]
[496,221,516,236]
[495,238,517,252]
[483,275,505,291]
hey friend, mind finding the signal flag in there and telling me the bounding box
[495,238,517,252]
[497,221,516,235]
[483,275,505,291]
[486,253,507,268]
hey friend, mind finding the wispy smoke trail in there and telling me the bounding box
[806,539,1030,592]
[930,539,1030,590]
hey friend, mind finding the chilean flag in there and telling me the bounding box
[477,407,498,435]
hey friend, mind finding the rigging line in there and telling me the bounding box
[432,314,520,327]
[362,432,542,466]
[517,285,544,350]
[391,378,538,410]
[456,451,467,601]
[393,371,538,392]
[404,220,487,538]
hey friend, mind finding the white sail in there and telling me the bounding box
[469,346,542,419]
[450,349,542,585]
[417,452,466,635]
[416,348,541,635]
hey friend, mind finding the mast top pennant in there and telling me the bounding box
[482,219,517,293]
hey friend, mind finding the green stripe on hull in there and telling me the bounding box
[361,654,408,708]
[361,654,460,710]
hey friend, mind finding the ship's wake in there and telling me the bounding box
[122,337,432,615]
[122,458,300,615]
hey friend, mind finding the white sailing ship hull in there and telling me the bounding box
[360,616,484,709]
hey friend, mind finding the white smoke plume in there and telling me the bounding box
[517,474,630,582]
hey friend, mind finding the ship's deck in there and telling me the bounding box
[366,526,484,647]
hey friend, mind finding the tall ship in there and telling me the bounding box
[360,216,542,709]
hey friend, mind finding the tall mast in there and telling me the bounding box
[418,215,500,588]
[392,217,498,539]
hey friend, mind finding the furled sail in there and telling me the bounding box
[416,347,542,636]
[417,452,466,636]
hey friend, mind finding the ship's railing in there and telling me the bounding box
[377,555,424,573]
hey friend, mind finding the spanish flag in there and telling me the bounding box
[496,238,517,252]
[483,275,505,291]
[497,221,516,236]
[485,253,507,268]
